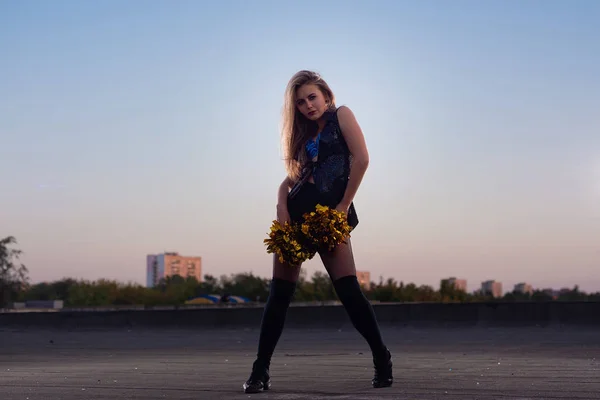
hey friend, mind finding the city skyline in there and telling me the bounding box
[2,1,599,292]
[442,277,577,297]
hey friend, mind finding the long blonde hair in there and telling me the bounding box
[281,70,336,181]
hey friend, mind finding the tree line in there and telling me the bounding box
[2,236,599,308]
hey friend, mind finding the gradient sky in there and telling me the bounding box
[1,0,599,293]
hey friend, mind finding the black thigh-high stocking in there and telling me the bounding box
[333,275,388,358]
[255,278,297,369]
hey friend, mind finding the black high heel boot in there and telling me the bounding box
[372,348,393,388]
[243,359,271,394]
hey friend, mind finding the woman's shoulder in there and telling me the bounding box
[331,105,358,132]
[334,105,354,120]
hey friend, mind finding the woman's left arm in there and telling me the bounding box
[336,105,370,212]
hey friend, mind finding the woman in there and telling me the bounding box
[243,70,393,393]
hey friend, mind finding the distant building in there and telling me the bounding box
[481,280,503,298]
[146,252,202,287]
[514,282,534,295]
[356,271,371,290]
[445,277,467,292]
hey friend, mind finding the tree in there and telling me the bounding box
[0,236,29,307]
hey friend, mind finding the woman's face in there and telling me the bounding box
[295,83,329,121]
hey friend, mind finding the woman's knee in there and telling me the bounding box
[267,277,297,304]
[271,254,302,283]
[332,275,363,300]
[319,240,357,281]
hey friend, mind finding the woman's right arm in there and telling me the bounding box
[276,176,293,211]
[276,177,294,224]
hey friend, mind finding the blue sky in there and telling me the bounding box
[1,0,599,293]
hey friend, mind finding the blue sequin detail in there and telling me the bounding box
[305,133,321,159]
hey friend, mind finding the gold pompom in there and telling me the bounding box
[264,204,352,266]
[263,220,316,267]
[301,204,352,252]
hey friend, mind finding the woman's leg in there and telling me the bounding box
[243,255,302,393]
[318,238,393,387]
[255,255,301,366]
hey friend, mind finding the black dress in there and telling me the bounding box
[287,108,359,230]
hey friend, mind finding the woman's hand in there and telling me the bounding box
[276,176,293,225]
[277,204,291,225]
[335,202,350,217]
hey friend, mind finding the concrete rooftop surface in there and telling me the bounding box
[1,326,599,399]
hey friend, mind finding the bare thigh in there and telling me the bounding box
[318,238,357,281]
[271,254,302,282]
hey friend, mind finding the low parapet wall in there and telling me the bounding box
[1,301,599,330]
